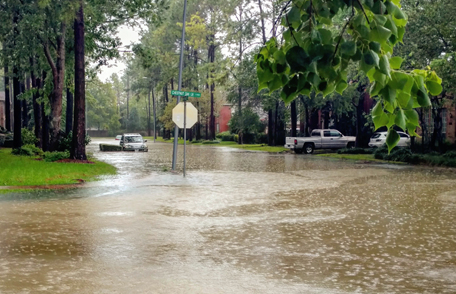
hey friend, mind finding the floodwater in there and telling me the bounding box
[1,138,456,294]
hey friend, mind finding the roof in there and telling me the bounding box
[123,133,142,136]
[0,91,5,102]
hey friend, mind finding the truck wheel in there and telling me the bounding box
[304,143,314,154]
[294,148,303,154]
[347,142,355,149]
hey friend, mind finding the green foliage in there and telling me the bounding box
[216,131,236,142]
[255,0,443,151]
[337,148,374,155]
[201,140,220,144]
[43,151,70,162]
[229,108,265,135]
[12,144,43,157]
[58,131,91,152]
[21,128,38,145]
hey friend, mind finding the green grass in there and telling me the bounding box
[143,136,288,153]
[0,148,117,186]
[317,153,387,162]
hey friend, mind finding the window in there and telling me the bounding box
[312,131,321,137]
[323,131,331,137]
[330,130,341,137]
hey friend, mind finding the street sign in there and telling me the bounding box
[172,102,198,128]
[171,90,201,98]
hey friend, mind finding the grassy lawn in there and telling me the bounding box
[143,136,288,153]
[317,153,390,163]
[0,148,117,187]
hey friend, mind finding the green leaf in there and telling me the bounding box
[268,75,283,93]
[369,42,381,53]
[373,112,389,130]
[417,90,431,107]
[286,46,309,72]
[406,122,420,137]
[378,55,391,77]
[364,50,380,67]
[381,85,396,108]
[336,80,348,94]
[273,50,286,64]
[404,109,419,125]
[395,108,406,131]
[384,16,398,37]
[318,28,333,45]
[370,81,384,96]
[389,57,403,69]
[369,25,392,44]
[372,101,383,117]
[341,41,357,56]
[287,6,301,28]
[386,129,400,153]
[426,81,443,96]
[374,15,387,26]
[397,92,410,108]
[387,113,397,129]
[281,84,298,104]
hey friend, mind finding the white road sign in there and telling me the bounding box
[172,102,198,128]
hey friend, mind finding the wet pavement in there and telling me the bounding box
[1,138,456,293]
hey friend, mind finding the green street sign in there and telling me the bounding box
[171,90,201,98]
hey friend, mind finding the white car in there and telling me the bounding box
[120,133,148,152]
[368,131,410,148]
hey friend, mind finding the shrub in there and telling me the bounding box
[443,151,456,159]
[43,151,70,162]
[234,134,239,143]
[255,133,268,144]
[221,133,235,141]
[21,128,38,145]
[338,148,373,154]
[201,140,220,144]
[11,144,43,156]
[191,139,203,144]
[216,131,230,140]
[58,131,91,152]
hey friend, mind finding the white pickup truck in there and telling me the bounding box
[284,129,356,154]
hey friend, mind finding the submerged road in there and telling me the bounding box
[1,138,456,293]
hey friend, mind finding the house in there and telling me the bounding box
[216,104,232,133]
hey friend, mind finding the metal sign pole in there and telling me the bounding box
[172,0,188,171]
[183,101,187,177]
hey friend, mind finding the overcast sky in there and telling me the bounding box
[97,25,140,82]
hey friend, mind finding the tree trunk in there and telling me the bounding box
[4,65,11,131]
[257,0,267,44]
[147,87,151,136]
[66,88,73,135]
[274,101,279,145]
[43,22,66,151]
[41,71,50,151]
[71,1,86,160]
[291,100,297,137]
[268,109,273,145]
[13,67,21,149]
[355,94,365,147]
[31,61,42,148]
[21,80,28,129]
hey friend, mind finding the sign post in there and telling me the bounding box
[172,101,198,177]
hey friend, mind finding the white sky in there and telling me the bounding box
[97,25,141,82]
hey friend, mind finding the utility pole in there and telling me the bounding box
[172,0,188,171]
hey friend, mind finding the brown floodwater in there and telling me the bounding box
[0,138,455,293]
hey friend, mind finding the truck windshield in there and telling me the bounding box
[126,136,143,143]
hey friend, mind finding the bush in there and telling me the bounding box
[22,128,37,145]
[234,134,239,143]
[58,131,91,152]
[43,151,70,162]
[443,151,456,159]
[255,133,268,144]
[191,139,203,144]
[11,144,43,156]
[201,140,220,144]
[216,131,230,140]
[337,148,373,154]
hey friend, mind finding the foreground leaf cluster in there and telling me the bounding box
[255,0,443,151]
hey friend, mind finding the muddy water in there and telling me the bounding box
[0,138,456,293]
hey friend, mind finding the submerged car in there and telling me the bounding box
[368,131,410,148]
[120,133,148,152]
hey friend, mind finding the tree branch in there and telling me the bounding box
[355,0,370,24]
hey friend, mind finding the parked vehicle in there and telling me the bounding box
[120,133,148,152]
[115,135,122,140]
[285,129,356,154]
[368,131,410,148]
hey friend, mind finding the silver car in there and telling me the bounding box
[120,133,148,152]
[368,131,410,148]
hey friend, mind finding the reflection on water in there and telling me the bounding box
[0,138,455,293]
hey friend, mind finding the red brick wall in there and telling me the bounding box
[217,105,232,133]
